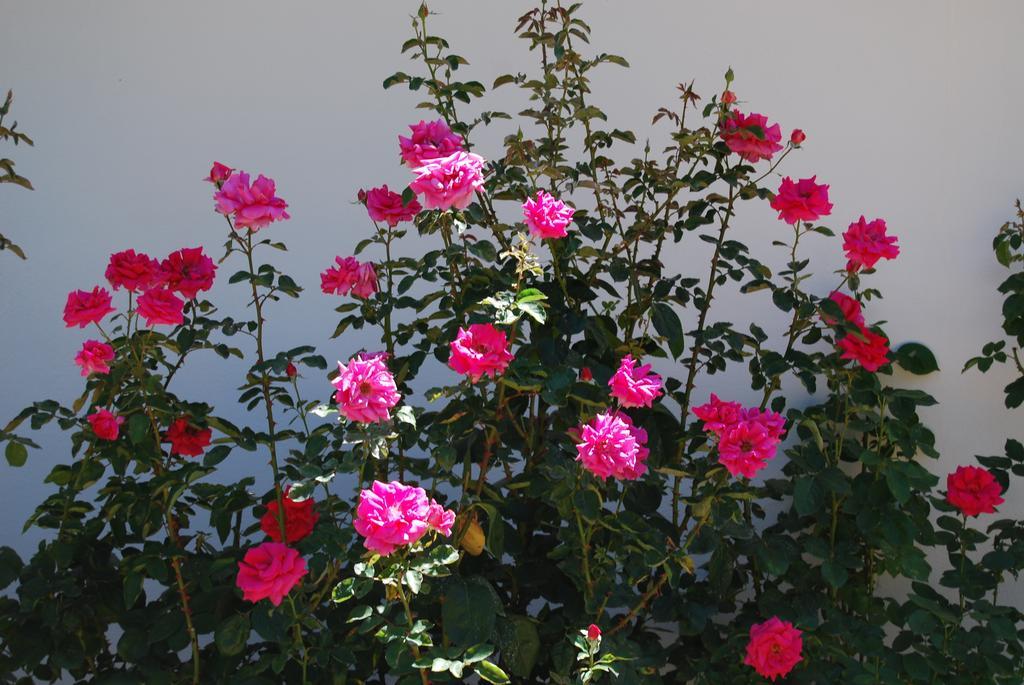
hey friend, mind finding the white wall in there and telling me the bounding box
[1,0,1023,600]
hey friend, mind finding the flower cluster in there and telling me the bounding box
[693,395,786,478]
[353,480,456,555]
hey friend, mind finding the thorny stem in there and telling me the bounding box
[395,579,431,685]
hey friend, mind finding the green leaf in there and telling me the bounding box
[895,342,939,375]
[463,643,494,664]
[443,576,500,647]
[127,413,150,445]
[794,477,823,516]
[475,660,511,684]
[215,613,250,656]
[495,615,540,678]
[4,441,27,467]
[651,302,684,358]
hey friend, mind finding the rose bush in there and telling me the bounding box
[1,4,1023,685]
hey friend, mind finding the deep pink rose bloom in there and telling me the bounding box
[164,417,212,457]
[837,327,890,372]
[843,216,900,271]
[351,262,379,299]
[692,394,744,435]
[587,624,602,641]
[609,354,663,408]
[332,353,401,423]
[63,287,115,328]
[105,249,163,292]
[399,119,465,168]
[947,465,1004,517]
[522,190,575,239]
[160,247,217,300]
[214,171,290,231]
[260,488,320,544]
[205,161,233,185]
[770,176,833,225]
[136,288,185,327]
[823,291,865,328]
[321,256,360,296]
[75,340,114,377]
[720,110,783,163]
[87,408,124,441]
[364,184,422,227]
[448,323,514,382]
[717,420,779,479]
[576,411,649,481]
[742,407,787,441]
[790,129,806,146]
[410,151,485,211]
[744,617,803,681]
[354,480,455,555]
[236,542,307,606]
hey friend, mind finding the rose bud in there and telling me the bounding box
[580,367,593,382]
[721,90,737,105]
[790,129,806,146]
[286,362,298,378]
[587,624,602,641]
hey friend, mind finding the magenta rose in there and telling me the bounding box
[716,419,779,479]
[770,176,833,225]
[576,410,649,481]
[160,247,217,300]
[692,394,744,435]
[522,190,575,239]
[448,323,514,382]
[744,617,803,681]
[823,291,865,328]
[205,161,233,185]
[837,326,890,372]
[105,249,164,292]
[720,110,783,163]
[364,184,422,227]
[63,287,116,329]
[843,216,899,271]
[399,119,465,168]
[236,542,307,606]
[87,408,124,441]
[214,171,290,231]
[332,353,401,423]
[409,151,485,211]
[136,288,185,327]
[608,355,663,408]
[75,340,114,376]
[354,480,456,555]
[351,262,379,299]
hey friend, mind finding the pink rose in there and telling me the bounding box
[717,419,779,479]
[409,151,485,211]
[136,288,185,327]
[522,190,575,239]
[770,176,833,225]
[214,171,290,231]
[87,408,124,441]
[744,617,803,681]
[720,110,783,163]
[837,326,890,372]
[692,394,744,435]
[63,287,115,328]
[399,119,465,168]
[332,353,401,423]
[74,340,114,376]
[790,128,806,146]
[321,256,360,296]
[823,291,865,328]
[205,161,233,185]
[947,465,1004,517]
[160,247,217,300]
[576,411,649,481]
[236,542,307,606]
[354,480,455,555]
[448,323,514,382]
[351,262,379,299]
[742,407,787,442]
[608,355,663,408]
[842,216,899,272]
[105,249,163,292]
[364,184,422,227]
[721,90,737,105]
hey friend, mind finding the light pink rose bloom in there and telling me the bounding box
[608,355,663,408]
[823,291,865,328]
[716,419,779,479]
[87,408,124,441]
[522,190,575,239]
[160,247,217,300]
[744,617,803,681]
[576,411,649,481]
[354,480,455,555]
[720,110,783,163]
[837,326,890,373]
[105,249,164,292]
[321,256,360,296]
[364,184,422,227]
[214,171,290,231]
[205,161,233,185]
[63,287,116,328]
[75,340,114,376]
[770,176,833,225]
[448,323,514,382]
[332,353,401,423]
[692,394,744,436]
[399,119,465,168]
[410,151,485,211]
[351,262,379,299]
[843,216,899,272]
[236,541,308,606]
[136,288,185,327]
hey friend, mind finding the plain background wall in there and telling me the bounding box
[1,0,1023,601]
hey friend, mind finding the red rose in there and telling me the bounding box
[260,489,320,543]
[947,465,1004,517]
[165,417,212,457]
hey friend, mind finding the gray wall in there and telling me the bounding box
[2,1,1022,605]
